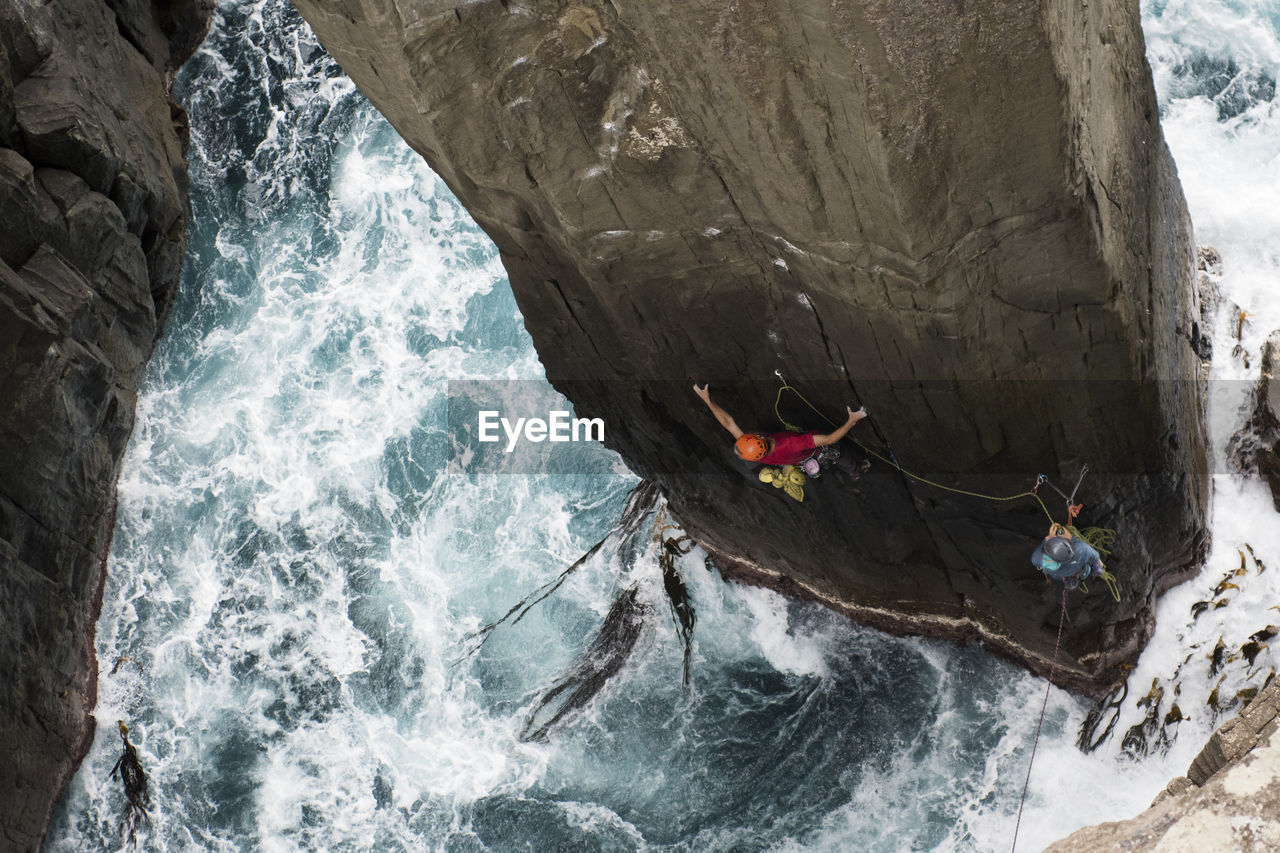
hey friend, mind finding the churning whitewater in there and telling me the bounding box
[47,1,1280,850]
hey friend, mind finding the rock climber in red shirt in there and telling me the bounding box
[693,384,869,477]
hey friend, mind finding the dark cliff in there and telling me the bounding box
[0,0,211,849]
[291,0,1208,695]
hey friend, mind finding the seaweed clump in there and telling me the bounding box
[1077,663,1131,753]
[111,721,151,845]
[459,480,660,661]
[659,533,697,687]
[518,585,650,742]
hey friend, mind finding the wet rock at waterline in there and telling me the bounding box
[0,0,212,849]
[1191,246,1221,364]
[292,0,1210,693]
[1230,330,1280,512]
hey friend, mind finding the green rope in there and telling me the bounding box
[1065,526,1120,602]
[1067,525,1117,557]
[774,384,1056,523]
[1097,568,1121,602]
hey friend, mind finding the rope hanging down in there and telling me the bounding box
[1010,585,1069,853]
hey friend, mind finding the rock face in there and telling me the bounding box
[1230,330,1280,512]
[0,0,211,849]
[1047,678,1280,852]
[291,0,1208,693]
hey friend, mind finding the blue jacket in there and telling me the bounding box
[1031,537,1103,584]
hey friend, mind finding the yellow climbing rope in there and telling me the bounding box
[1068,525,1116,555]
[759,465,806,502]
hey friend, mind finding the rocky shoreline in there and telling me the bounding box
[0,0,211,849]
[1048,677,1280,851]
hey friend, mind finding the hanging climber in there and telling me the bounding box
[1032,525,1105,590]
[692,384,870,478]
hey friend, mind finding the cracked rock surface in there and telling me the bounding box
[292,0,1208,694]
[0,0,211,849]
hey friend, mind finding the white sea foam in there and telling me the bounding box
[736,586,829,678]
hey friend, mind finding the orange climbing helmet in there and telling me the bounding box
[734,433,769,461]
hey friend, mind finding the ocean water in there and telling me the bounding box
[46,1,1280,851]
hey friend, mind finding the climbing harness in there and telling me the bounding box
[1011,585,1069,853]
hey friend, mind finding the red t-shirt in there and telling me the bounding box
[760,431,817,466]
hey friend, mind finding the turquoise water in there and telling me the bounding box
[47,1,1280,850]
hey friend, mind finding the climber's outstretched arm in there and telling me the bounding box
[693,384,744,439]
[813,406,867,446]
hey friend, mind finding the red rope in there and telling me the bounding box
[1011,585,1069,853]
